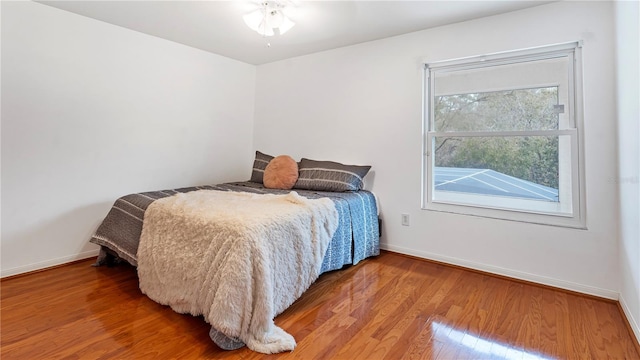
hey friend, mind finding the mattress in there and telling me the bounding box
[90,181,380,274]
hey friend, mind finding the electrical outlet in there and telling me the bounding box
[401,213,410,226]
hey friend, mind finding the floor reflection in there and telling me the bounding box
[432,322,555,360]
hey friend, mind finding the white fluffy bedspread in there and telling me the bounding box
[137,190,338,354]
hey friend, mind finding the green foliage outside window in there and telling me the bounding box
[434,87,560,189]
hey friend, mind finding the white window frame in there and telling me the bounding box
[422,42,586,228]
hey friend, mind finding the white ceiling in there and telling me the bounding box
[39,1,554,65]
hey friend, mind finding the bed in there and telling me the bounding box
[89,153,380,354]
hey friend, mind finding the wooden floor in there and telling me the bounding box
[2,251,638,360]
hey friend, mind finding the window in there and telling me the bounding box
[422,42,585,228]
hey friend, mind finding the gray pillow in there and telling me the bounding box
[250,151,274,183]
[294,158,371,192]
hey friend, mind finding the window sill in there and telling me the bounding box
[422,200,586,229]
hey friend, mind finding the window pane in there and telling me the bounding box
[433,136,559,202]
[434,87,559,132]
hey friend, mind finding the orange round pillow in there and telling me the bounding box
[263,155,299,190]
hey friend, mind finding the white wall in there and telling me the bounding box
[615,0,640,341]
[1,2,256,276]
[254,1,620,298]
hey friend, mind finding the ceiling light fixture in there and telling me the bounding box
[243,1,295,37]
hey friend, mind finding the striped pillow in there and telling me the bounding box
[294,158,371,192]
[250,151,274,183]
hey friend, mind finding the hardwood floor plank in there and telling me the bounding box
[398,316,438,360]
[514,285,542,355]
[538,288,560,358]
[1,251,638,359]
[567,293,595,360]
[554,291,575,359]
[291,314,358,358]
[578,295,609,359]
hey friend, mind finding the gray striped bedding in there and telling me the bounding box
[90,181,380,274]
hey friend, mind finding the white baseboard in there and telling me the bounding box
[620,294,640,344]
[1,249,100,278]
[381,243,619,300]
